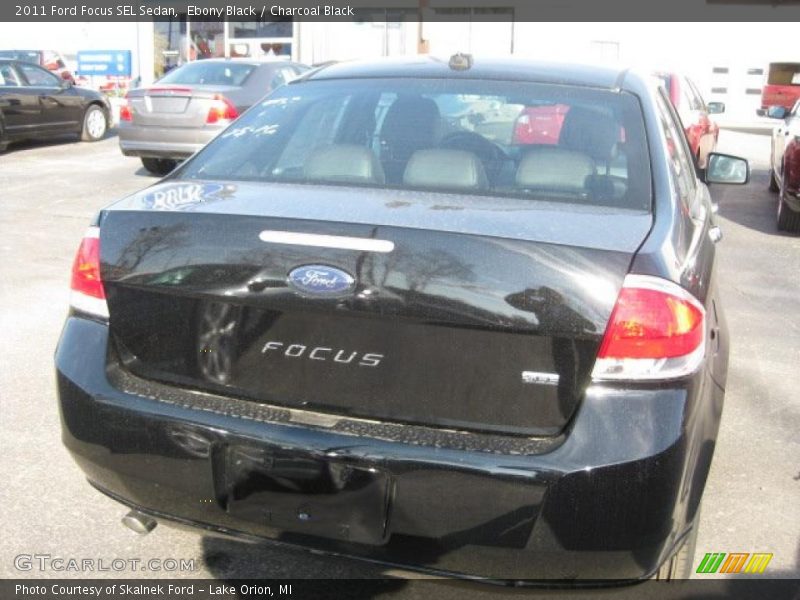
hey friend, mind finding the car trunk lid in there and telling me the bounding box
[127,85,240,128]
[99,180,651,436]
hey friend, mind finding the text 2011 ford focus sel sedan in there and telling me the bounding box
[56,56,750,582]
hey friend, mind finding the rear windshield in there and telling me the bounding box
[768,63,800,86]
[178,77,652,210]
[158,61,256,86]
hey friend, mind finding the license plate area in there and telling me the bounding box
[224,444,391,545]
[146,96,190,114]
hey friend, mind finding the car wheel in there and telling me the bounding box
[81,105,108,142]
[654,510,700,581]
[769,168,780,193]
[777,186,800,233]
[141,157,178,176]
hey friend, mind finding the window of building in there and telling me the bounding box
[229,19,293,39]
[153,17,188,79]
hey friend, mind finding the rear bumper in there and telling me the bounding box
[117,123,221,159]
[56,316,723,582]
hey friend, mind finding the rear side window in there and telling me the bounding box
[269,66,299,89]
[158,62,255,86]
[18,63,59,87]
[685,79,707,111]
[178,78,652,210]
[0,64,21,86]
[655,90,697,206]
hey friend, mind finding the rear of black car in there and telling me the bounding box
[56,59,728,581]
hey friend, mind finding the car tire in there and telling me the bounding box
[141,157,178,176]
[654,510,700,581]
[769,168,780,193]
[81,105,108,142]
[777,188,800,233]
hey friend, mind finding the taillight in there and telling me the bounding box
[206,95,238,124]
[592,274,706,380]
[70,226,108,319]
[119,98,132,122]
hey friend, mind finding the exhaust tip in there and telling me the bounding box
[121,510,157,535]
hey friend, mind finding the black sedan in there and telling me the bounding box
[57,56,749,582]
[0,58,110,151]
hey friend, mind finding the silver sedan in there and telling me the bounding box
[118,58,307,175]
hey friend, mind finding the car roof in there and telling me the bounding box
[304,55,636,91]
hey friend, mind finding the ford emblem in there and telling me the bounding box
[287,265,355,296]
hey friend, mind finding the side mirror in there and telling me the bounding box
[59,78,72,89]
[767,105,788,120]
[705,152,749,185]
[707,102,725,114]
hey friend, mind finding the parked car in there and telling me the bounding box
[57,56,749,582]
[760,62,800,113]
[118,58,308,176]
[0,49,75,83]
[0,59,110,151]
[513,71,723,170]
[767,100,800,232]
[654,71,723,168]
[511,103,570,145]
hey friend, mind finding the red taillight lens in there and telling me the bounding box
[598,288,704,359]
[206,95,238,124]
[119,99,132,122]
[70,227,108,318]
[592,275,706,380]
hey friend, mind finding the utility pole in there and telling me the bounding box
[417,0,429,54]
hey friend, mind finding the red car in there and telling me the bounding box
[655,72,723,168]
[767,100,800,233]
[512,72,722,169]
[761,62,800,113]
[512,103,570,145]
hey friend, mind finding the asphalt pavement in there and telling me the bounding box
[0,129,797,593]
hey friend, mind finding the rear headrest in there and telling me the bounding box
[403,149,488,191]
[515,147,595,193]
[304,144,385,185]
[381,96,442,148]
[559,107,620,162]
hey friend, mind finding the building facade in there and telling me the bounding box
[1,20,797,121]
